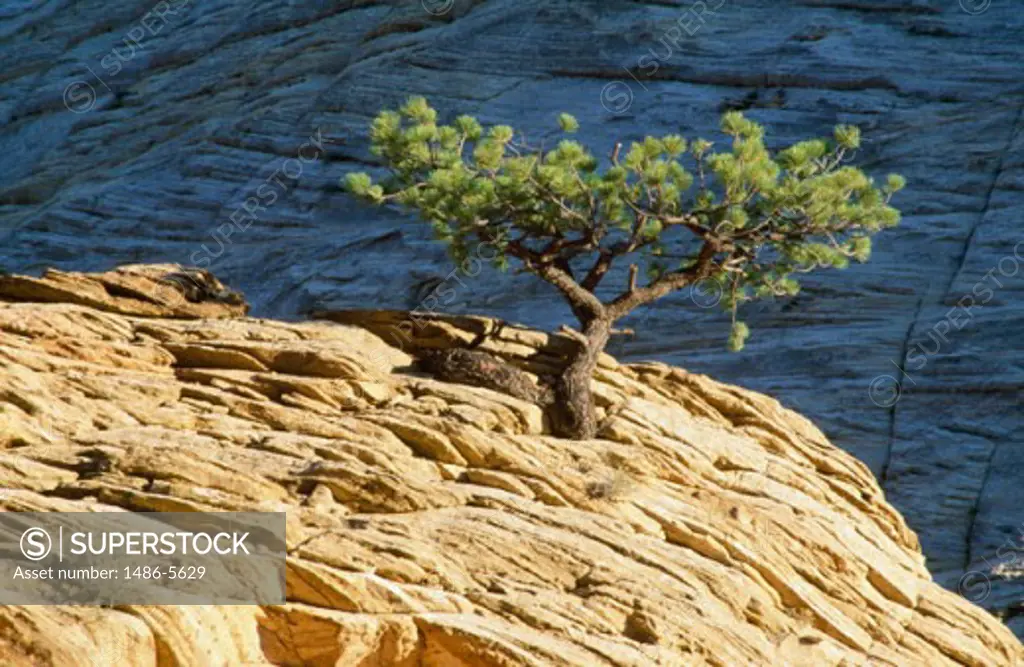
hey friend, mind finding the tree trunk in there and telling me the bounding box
[550,317,612,440]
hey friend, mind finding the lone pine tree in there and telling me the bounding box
[345,97,904,440]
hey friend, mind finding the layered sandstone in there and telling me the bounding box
[0,266,1020,666]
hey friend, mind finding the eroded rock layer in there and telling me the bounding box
[0,266,1020,666]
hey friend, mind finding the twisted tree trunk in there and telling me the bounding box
[549,317,612,440]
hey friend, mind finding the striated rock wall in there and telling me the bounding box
[0,266,1020,666]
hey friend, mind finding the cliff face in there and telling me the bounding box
[0,266,1020,666]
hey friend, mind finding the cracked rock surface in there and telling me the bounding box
[1,0,1024,636]
[0,265,1022,665]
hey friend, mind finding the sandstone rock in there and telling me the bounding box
[0,265,247,320]
[0,266,1020,665]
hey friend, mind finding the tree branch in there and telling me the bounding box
[607,239,721,320]
[579,199,648,292]
[508,240,605,323]
[624,199,707,237]
[580,249,614,292]
[541,263,606,323]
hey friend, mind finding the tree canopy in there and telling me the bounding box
[345,97,904,351]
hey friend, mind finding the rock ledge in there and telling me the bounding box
[0,266,1020,666]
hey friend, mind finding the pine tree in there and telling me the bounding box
[345,97,904,440]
